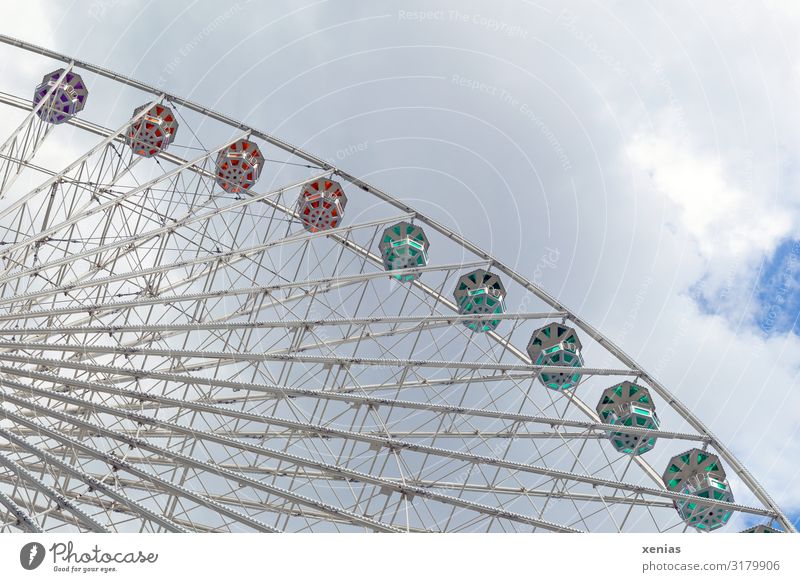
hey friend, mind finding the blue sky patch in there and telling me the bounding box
[689,239,800,336]
[753,239,800,336]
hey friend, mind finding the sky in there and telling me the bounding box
[0,0,798,529]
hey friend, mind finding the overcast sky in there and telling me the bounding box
[2,0,799,528]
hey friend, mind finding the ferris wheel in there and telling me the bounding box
[0,35,792,534]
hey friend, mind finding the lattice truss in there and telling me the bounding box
[0,36,792,534]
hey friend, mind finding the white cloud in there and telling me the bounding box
[626,132,793,260]
[2,2,53,46]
